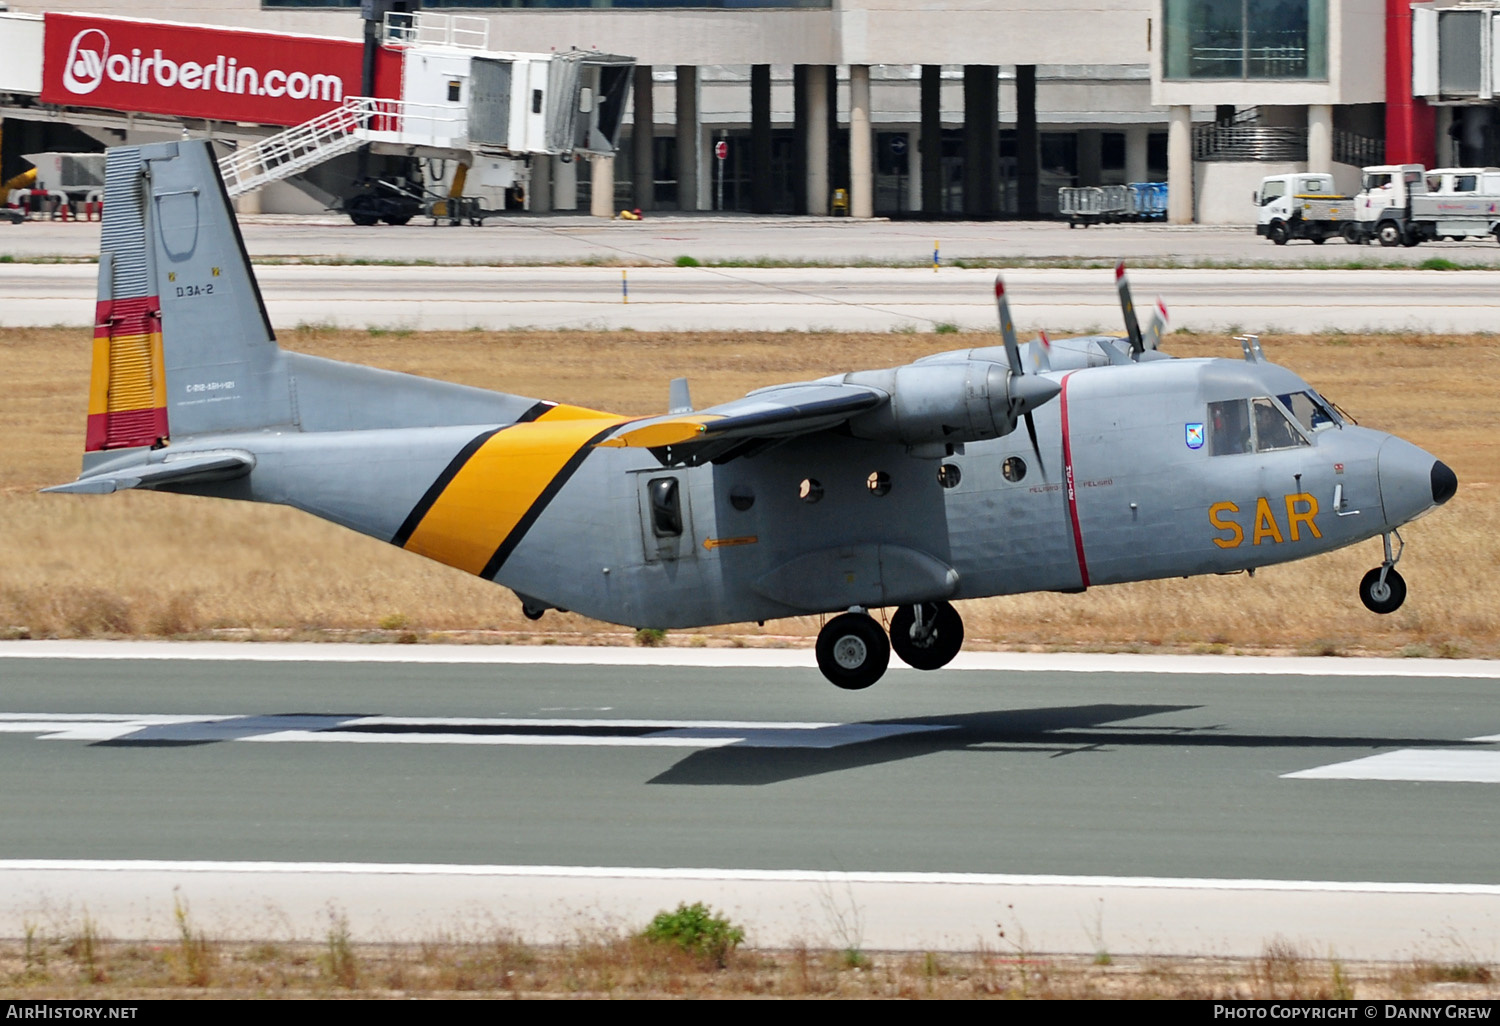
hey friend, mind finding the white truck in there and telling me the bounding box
[1254,172,1355,245]
[1349,164,1500,246]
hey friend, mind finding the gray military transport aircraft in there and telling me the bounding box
[49,140,1458,688]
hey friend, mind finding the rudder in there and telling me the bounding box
[87,140,289,463]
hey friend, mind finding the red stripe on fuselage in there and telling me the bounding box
[1058,371,1090,589]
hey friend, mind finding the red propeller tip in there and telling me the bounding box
[994,280,1005,296]
[1114,262,1126,280]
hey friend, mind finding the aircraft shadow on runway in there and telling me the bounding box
[646,703,1492,786]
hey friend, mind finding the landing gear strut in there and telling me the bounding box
[888,601,965,670]
[815,611,890,690]
[1359,530,1406,614]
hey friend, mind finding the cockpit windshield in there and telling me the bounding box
[1276,390,1340,432]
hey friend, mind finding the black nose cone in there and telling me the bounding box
[1432,461,1458,505]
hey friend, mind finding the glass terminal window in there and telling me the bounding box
[1163,0,1328,80]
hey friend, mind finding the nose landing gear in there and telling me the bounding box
[1359,530,1407,614]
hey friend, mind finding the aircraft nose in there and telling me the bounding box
[1431,460,1458,506]
[1377,436,1452,526]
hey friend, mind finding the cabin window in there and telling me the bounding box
[798,478,824,503]
[1002,456,1027,483]
[1456,175,1479,192]
[647,477,683,537]
[1260,180,1285,206]
[867,471,891,497]
[938,464,962,489]
[728,484,755,511]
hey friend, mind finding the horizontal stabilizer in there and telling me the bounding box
[45,449,254,494]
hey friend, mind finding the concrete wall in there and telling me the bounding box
[1194,159,1364,223]
[1153,0,1387,107]
[8,0,1153,68]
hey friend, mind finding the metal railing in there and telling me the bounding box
[1333,130,1384,168]
[217,97,469,198]
[1193,124,1307,162]
[383,11,489,50]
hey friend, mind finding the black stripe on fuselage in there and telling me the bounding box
[479,424,622,580]
[389,426,503,548]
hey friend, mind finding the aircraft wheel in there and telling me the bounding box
[1377,222,1404,247]
[382,215,413,226]
[815,612,890,690]
[889,601,965,671]
[1267,220,1289,246]
[1359,567,1406,615]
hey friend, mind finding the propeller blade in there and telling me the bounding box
[1115,261,1144,358]
[1024,410,1045,479]
[1028,330,1053,374]
[1144,299,1168,353]
[995,275,1023,377]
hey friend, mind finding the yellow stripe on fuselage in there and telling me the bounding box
[401,406,629,576]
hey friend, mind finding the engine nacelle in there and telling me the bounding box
[839,360,1058,448]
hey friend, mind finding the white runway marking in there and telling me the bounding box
[4,640,1499,679]
[1284,748,1500,783]
[0,713,954,750]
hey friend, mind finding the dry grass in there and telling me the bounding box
[2,923,1498,999]
[3,325,1496,656]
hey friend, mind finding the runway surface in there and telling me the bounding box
[2,642,1499,958]
[4,263,1498,333]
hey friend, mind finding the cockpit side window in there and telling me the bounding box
[1208,399,1251,455]
[1251,397,1309,452]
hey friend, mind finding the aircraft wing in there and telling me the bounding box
[599,382,887,466]
[43,449,256,494]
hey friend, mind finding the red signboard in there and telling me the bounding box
[41,13,401,127]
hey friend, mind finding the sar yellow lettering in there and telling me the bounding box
[1285,493,1321,541]
[1209,501,1242,549]
[1252,497,1284,545]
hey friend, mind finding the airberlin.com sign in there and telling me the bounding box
[42,13,399,127]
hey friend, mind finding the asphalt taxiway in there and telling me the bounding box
[6,263,1500,333]
[2,643,1498,958]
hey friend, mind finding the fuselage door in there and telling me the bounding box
[636,472,694,563]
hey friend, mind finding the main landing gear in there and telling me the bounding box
[814,601,965,689]
[1359,530,1407,615]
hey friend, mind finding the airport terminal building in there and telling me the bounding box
[0,1,1489,222]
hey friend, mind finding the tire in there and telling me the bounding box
[1359,567,1407,615]
[1268,220,1289,246]
[349,213,379,226]
[382,215,413,226]
[888,601,965,671]
[1310,232,1326,245]
[1401,227,1421,247]
[1341,223,1363,245]
[1377,222,1404,248]
[815,613,891,690]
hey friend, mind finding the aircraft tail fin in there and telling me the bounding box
[85,140,289,464]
